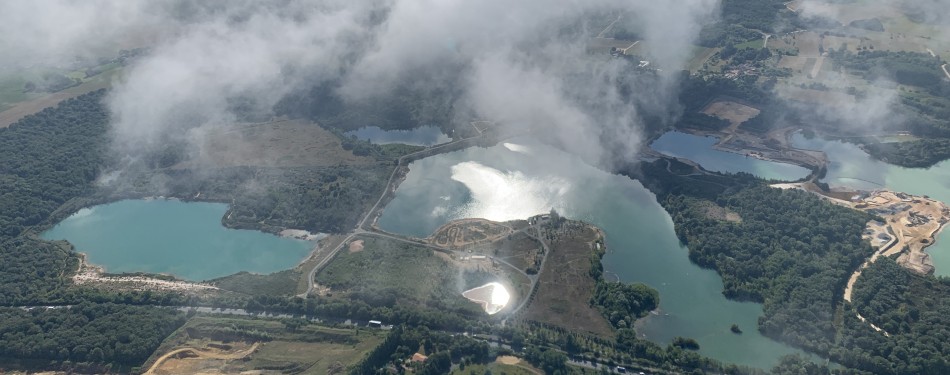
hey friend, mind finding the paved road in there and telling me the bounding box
[300,135,486,297]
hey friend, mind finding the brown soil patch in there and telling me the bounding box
[497,356,522,365]
[525,223,614,337]
[348,239,364,253]
[702,100,761,129]
[180,119,374,169]
[697,200,742,223]
[146,342,260,375]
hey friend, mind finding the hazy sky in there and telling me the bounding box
[0,0,721,170]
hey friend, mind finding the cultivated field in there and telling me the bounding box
[184,119,376,168]
[686,45,720,72]
[0,67,121,128]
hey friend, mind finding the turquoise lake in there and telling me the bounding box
[377,139,806,369]
[346,125,451,146]
[41,199,313,281]
[791,134,950,276]
[651,131,811,181]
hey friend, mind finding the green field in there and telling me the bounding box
[450,360,541,375]
[145,316,384,375]
[316,236,482,314]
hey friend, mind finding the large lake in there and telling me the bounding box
[41,199,313,281]
[651,131,811,181]
[791,134,950,276]
[377,140,806,369]
[346,125,450,146]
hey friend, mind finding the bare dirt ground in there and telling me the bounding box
[145,342,260,375]
[72,254,218,293]
[772,184,949,279]
[855,191,949,275]
[524,223,614,337]
[697,200,742,223]
[429,218,513,249]
[179,119,375,169]
[347,239,364,253]
[685,101,829,171]
[145,317,383,375]
[771,184,949,336]
[702,100,761,133]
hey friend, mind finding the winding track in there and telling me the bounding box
[299,133,490,298]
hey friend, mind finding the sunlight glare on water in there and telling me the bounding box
[462,282,511,315]
[449,160,569,222]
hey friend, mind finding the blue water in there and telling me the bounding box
[346,126,451,146]
[41,199,314,281]
[651,131,811,181]
[376,139,806,369]
[791,133,950,276]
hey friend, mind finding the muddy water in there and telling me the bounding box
[41,199,313,281]
[377,139,806,369]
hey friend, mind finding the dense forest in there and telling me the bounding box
[154,165,390,234]
[829,50,945,90]
[0,90,109,239]
[633,160,950,374]
[588,238,660,330]
[829,49,950,138]
[721,0,796,33]
[350,325,494,375]
[841,257,950,374]
[0,91,110,305]
[0,304,185,372]
[863,138,950,168]
[661,186,873,353]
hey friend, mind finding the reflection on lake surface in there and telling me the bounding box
[791,133,950,276]
[377,139,806,368]
[651,131,811,181]
[42,199,313,281]
[345,126,450,146]
[462,282,511,315]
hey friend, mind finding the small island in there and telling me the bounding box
[731,324,742,334]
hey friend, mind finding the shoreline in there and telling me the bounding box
[771,183,950,275]
[72,253,218,292]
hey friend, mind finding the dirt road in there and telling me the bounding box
[144,342,260,374]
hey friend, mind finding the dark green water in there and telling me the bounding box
[346,126,450,146]
[377,140,806,369]
[651,131,811,181]
[791,134,950,276]
[41,199,313,281]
